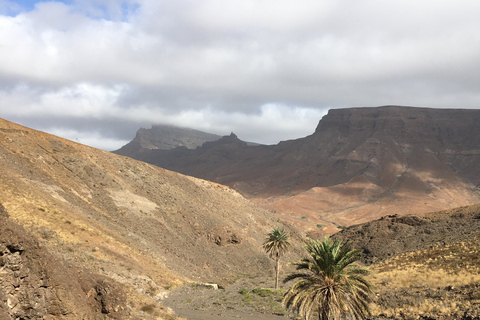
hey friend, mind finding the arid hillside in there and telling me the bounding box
[0,118,304,319]
[160,204,480,320]
[333,204,480,319]
[119,106,480,232]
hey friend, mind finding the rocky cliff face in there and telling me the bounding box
[113,124,222,156]
[314,106,480,186]
[0,203,127,319]
[122,106,480,231]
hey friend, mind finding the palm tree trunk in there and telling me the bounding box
[275,257,280,289]
[319,308,328,320]
[319,294,330,320]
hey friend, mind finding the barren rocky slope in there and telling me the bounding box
[121,106,480,232]
[0,118,304,318]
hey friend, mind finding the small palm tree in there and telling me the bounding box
[263,227,291,289]
[283,237,373,320]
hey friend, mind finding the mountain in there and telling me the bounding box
[113,124,223,156]
[119,106,480,232]
[0,118,304,319]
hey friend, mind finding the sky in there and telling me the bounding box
[1,0,479,150]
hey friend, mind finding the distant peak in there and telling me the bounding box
[201,132,246,147]
[220,132,240,141]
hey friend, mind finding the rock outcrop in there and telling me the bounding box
[0,203,127,319]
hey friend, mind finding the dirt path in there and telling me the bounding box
[163,277,297,320]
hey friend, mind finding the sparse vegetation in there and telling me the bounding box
[368,238,480,319]
[238,286,286,313]
[3,116,480,320]
[238,288,249,295]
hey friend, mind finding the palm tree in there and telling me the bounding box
[263,227,291,289]
[283,237,373,320]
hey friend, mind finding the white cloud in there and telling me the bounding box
[150,104,326,144]
[47,127,131,151]
[0,0,479,150]
[0,83,124,117]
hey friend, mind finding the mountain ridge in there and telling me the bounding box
[117,105,480,231]
[113,125,261,157]
[113,124,223,156]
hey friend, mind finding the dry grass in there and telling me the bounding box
[368,238,480,318]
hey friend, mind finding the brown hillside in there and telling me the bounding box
[333,204,480,319]
[123,106,480,232]
[0,118,305,318]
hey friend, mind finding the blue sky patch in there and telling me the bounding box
[1,0,72,16]
[1,0,137,21]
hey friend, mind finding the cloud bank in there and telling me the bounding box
[1,0,479,150]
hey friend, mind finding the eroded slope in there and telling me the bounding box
[0,118,304,316]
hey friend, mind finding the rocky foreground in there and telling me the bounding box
[0,203,128,319]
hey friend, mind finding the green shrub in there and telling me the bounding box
[238,288,249,295]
